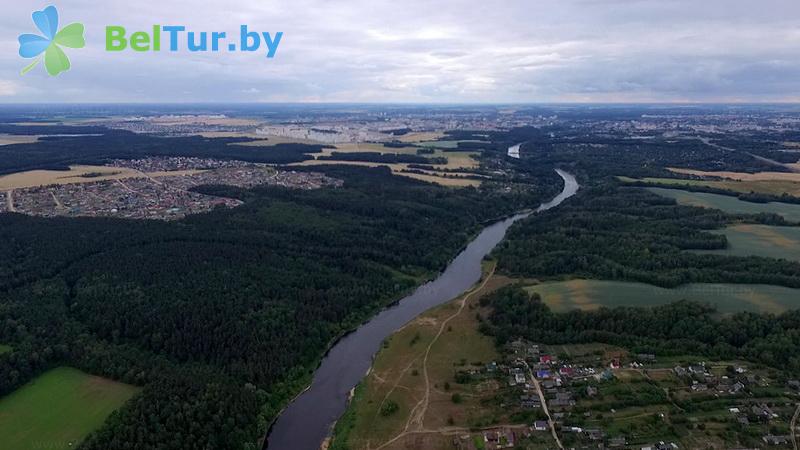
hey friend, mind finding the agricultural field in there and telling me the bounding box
[618,175,800,197]
[645,187,800,222]
[0,165,205,190]
[694,224,800,262]
[417,140,488,149]
[330,270,546,450]
[524,279,800,314]
[0,367,140,450]
[0,134,40,146]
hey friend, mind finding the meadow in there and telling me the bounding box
[524,279,800,314]
[0,367,140,450]
[331,270,522,450]
[694,224,800,262]
[646,187,800,222]
[0,344,11,354]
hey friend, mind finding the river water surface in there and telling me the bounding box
[265,169,579,450]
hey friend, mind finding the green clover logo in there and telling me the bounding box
[18,5,85,76]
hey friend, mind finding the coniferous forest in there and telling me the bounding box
[0,161,559,449]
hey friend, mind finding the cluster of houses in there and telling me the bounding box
[672,363,752,395]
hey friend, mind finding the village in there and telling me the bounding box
[0,157,342,220]
[452,339,800,450]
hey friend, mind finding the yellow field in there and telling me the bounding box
[669,167,800,182]
[0,134,40,146]
[394,131,446,143]
[624,171,800,197]
[0,165,205,190]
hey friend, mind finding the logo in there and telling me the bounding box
[18,5,85,76]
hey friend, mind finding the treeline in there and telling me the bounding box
[494,183,800,288]
[479,286,800,371]
[318,151,447,165]
[623,179,800,207]
[0,126,331,174]
[0,165,559,449]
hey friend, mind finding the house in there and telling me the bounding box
[689,364,706,375]
[583,429,605,441]
[788,380,800,391]
[637,353,656,362]
[515,372,527,385]
[737,416,750,426]
[609,437,627,448]
[540,355,552,364]
[691,383,708,392]
[537,370,552,379]
[673,366,687,377]
[520,395,541,409]
[763,435,790,446]
[533,421,549,431]
[586,386,598,397]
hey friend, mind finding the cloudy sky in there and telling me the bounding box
[1,0,799,103]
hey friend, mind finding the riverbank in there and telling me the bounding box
[264,170,579,450]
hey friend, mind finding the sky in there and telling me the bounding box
[1,0,799,103]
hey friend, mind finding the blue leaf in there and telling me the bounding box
[32,5,59,40]
[18,34,50,58]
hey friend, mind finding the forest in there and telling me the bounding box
[0,125,330,174]
[0,163,560,449]
[479,286,800,371]
[494,181,800,288]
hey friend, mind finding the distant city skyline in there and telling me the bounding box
[1,0,799,103]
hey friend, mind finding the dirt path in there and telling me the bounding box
[524,360,565,449]
[376,268,496,450]
[699,137,800,173]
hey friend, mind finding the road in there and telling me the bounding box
[698,137,800,173]
[523,361,565,449]
[6,189,15,212]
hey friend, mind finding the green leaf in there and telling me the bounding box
[54,23,85,48]
[44,44,71,76]
[20,58,41,75]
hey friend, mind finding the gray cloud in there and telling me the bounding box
[0,0,798,102]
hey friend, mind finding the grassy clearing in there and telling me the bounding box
[0,344,11,354]
[646,187,800,222]
[694,224,800,262]
[331,270,514,450]
[0,367,140,450]
[619,175,800,197]
[525,279,800,314]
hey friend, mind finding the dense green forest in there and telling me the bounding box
[479,286,800,371]
[0,125,330,174]
[0,164,560,449]
[493,182,800,288]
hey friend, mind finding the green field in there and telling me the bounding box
[0,367,140,450]
[646,187,800,222]
[525,279,800,314]
[694,224,800,262]
[0,344,10,354]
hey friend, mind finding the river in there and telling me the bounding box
[265,169,579,450]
